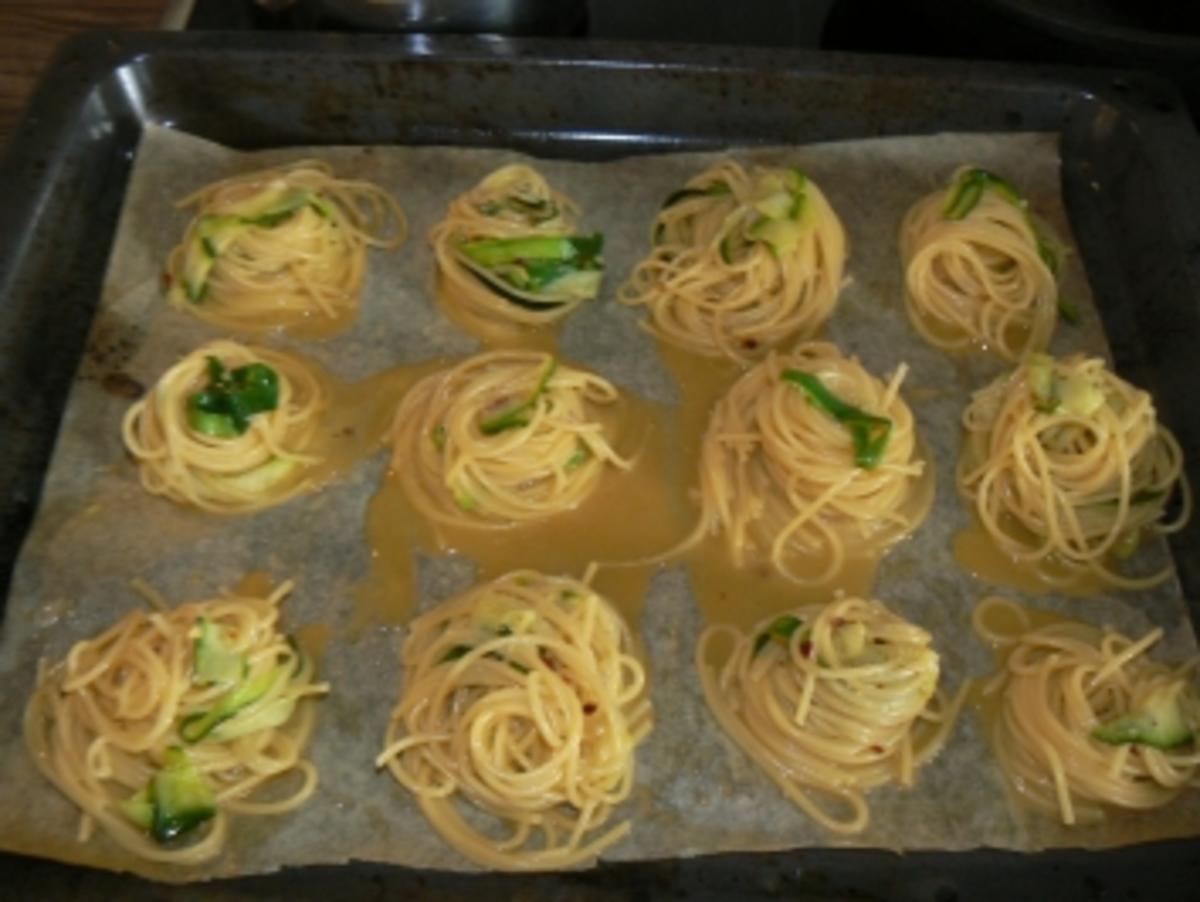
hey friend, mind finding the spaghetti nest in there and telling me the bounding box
[430,164,602,329]
[697,597,963,834]
[23,580,329,865]
[694,342,931,583]
[166,159,406,332]
[958,353,1190,589]
[390,350,634,529]
[900,164,1060,362]
[122,339,327,514]
[375,570,652,870]
[618,160,847,363]
[973,596,1200,826]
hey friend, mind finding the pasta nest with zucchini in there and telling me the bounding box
[166,159,406,332]
[973,596,1200,826]
[389,350,634,529]
[900,165,1061,362]
[697,597,964,834]
[375,570,652,870]
[619,159,847,363]
[122,339,327,514]
[694,341,931,583]
[957,353,1190,589]
[430,164,605,329]
[23,580,329,865]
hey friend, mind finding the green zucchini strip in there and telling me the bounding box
[479,358,558,436]
[456,233,604,305]
[655,181,732,244]
[1092,684,1193,749]
[942,168,1062,285]
[180,187,330,304]
[660,181,732,210]
[753,614,806,657]
[192,618,245,686]
[186,357,280,437]
[459,234,602,268]
[781,369,893,469]
[119,746,217,845]
[178,661,288,743]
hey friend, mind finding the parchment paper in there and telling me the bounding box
[1,125,1198,881]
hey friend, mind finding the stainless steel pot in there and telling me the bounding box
[301,0,586,35]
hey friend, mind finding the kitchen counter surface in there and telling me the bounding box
[0,1,167,147]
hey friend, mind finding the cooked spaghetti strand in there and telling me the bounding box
[972,596,1200,825]
[686,342,931,582]
[389,350,634,529]
[957,353,1190,589]
[376,570,651,869]
[122,340,327,514]
[431,164,602,330]
[619,160,847,363]
[697,597,963,834]
[900,165,1059,362]
[24,580,330,864]
[166,159,406,332]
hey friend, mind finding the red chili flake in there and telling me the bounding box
[873,637,888,645]
[869,744,884,754]
[161,271,173,289]
[741,337,759,350]
[539,649,558,670]
[799,640,813,658]
[583,702,597,715]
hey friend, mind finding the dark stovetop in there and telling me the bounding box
[183,0,1200,121]
[183,0,836,47]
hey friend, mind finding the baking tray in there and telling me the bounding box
[3,31,1200,900]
